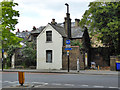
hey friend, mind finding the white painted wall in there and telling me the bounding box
[37,24,63,70]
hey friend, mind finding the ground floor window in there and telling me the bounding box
[46,50,52,63]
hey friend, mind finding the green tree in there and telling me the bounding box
[0,0,22,51]
[21,41,36,67]
[71,40,83,48]
[80,1,120,55]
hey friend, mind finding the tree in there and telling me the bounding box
[80,1,120,55]
[21,41,36,67]
[71,40,83,48]
[0,0,22,51]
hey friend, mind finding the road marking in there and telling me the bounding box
[64,84,74,86]
[32,82,48,85]
[32,82,39,83]
[81,85,89,87]
[4,81,9,83]
[51,83,62,85]
[108,87,118,88]
[8,81,18,84]
[3,81,18,84]
[34,85,43,87]
[44,83,48,85]
[93,85,105,88]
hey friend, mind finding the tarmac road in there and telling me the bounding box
[1,72,119,89]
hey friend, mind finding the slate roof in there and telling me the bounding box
[31,23,67,37]
[49,23,67,37]
[71,27,84,38]
[31,26,45,34]
[16,32,31,39]
[31,23,84,38]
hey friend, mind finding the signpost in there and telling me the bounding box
[66,40,70,44]
[65,3,71,72]
[65,40,72,72]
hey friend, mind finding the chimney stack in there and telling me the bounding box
[64,13,71,38]
[51,18,57,25]
[33,26,36,30]
[75,19,80,27]
[17,28,20,32]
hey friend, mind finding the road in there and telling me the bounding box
[1,72,119,89]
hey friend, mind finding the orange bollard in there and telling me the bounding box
[18,72,25,86]
[98,65,99,70]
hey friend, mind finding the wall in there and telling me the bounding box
[90,47,110,67]
[62,46,84,70]
[37,24,63,70]
[110,56,120,71]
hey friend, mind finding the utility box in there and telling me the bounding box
[18,72,25,86]
[116,61,120,71]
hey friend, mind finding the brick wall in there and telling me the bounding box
[90,47,110,67]
[62,46,84,70]
[110,56,120,71]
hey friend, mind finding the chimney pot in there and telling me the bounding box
[51,18,57,25]
[33,26,36,30]
[75,19,80,27]
[17,28,20,32]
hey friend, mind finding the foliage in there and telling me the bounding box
[21,41,36,67]
[7,44,20,58]
[0,0,22,51]
[80,1,120,55]
[71,40,83,48]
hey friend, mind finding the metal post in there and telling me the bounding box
[68,55,69,72]
[77,57,80,72]
[2,49,4,71]
[65,3,70,72]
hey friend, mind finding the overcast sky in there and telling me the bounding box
[12,0,95,32]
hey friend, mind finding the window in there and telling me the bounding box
[46,31,52,42]
[46,50,52,63]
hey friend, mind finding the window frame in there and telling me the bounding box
[46,50,52,63]
[46,31,52,42]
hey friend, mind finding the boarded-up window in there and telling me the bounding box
[46,50,52,63]
[46,31,52,42]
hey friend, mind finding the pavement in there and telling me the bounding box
[0,69,119,75]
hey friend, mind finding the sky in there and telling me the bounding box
[12,0,95,32]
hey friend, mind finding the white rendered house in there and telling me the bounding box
[37,22,66,70]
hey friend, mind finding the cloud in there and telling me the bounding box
[14,0,94,31]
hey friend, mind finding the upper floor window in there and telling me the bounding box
[46,31,52,42]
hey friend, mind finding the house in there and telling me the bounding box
[37,16,91,70]
[37,20,66,69]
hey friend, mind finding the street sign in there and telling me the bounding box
[66,40,70,44]
[66,45,71,48]
[65,48,72,50]
[4,52,8,58]
[67,50,69,56]
[2,49,4,53]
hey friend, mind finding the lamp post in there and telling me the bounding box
[65,3,70,72]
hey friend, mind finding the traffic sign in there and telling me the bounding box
[66,40,70,44]
[4,52,8,58]
[2,49,4,53]
[65,48,72,50]
[66,45,71,48]
[67,50,69,56]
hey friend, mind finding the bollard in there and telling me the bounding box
[77,57,80,72]
[98,65,99,70]
[18,72,25,86]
